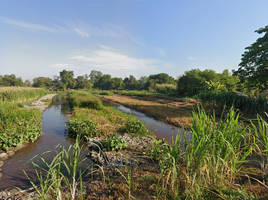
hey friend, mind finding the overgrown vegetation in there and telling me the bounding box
[0,87,50,150]
[199,91,268,114]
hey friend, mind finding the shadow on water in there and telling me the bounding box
[0,95,91,191]
[103,100,192,144]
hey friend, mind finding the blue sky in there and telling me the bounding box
[1,0,268,81]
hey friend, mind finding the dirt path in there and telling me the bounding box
[24,94,57,112]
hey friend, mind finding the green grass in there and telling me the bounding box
[0,101,43,150]
[0,87,49,103]
[199,90,268,114]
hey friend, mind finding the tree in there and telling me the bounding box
[110,77,122,89]
[59,70,76,90]
[98,74,112,90]
[89,70,103,88]
[76,75,91,89]
[0,74,24,86]
[233,25,268,91]
[148,73,175,85]
[139,76,148,90]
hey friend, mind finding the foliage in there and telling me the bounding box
[75,75,91,89]
[0,74,24,86]
[0,101,43,150]
[155,84,177,94]
[199,90,268,114]
[69,91,103,110]
[0,87,48,102]
[60,69,76,90]
[25,135,90,200]
[99,91,114,96]
[124,119,150,137]
[100,135,128,151]
[233,25,268,91]
[177,69,239,96]
[67,119,99,138]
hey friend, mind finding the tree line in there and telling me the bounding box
[1,25,268,96]
[0,68,240,95]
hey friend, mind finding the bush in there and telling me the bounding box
[124,119,149,137]
[67,119,99,138]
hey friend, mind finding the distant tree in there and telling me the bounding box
[123,75,139,90]
[59,70,76,90]
[76,74,91,89]
[177,69,238,96]
[0,74,24,86]
[148,73,175,85]
[24,79,32,87]
[32,77,53,88]
[89,70,103,88]
[98,74,112,90]
[138,76,148,90]
[233,25,268,91]
[110,77,122,89]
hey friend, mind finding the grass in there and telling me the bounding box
[67,90,152,139]
[199,90,268,114]
[0,101,43,150]
[0,86,49,103]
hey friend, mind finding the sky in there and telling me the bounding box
[1,0,268,82]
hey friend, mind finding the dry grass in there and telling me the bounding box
[103,94,198,129]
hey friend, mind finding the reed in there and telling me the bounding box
[199,91,268,114]
[0,86,49,103]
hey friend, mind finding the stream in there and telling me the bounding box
[0,95,191,191]
[0,95,84,190]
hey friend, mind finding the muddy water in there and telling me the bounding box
[0,95,89,190]
[104,101,192,144]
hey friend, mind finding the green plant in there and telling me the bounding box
[100,135,128,151]
[124,119,149,137]
[24,134,90,200]
[67,119,99,138]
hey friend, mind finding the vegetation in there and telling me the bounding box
[0,87,49,102]
[199,90,268,114]
[177,69,239,96]
[233,25,268,91]
[0,87,49,150]
[99,135,128,151]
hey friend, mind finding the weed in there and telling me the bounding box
[100,135,128,151]
[67,119,99,138]
[124,119,150,137]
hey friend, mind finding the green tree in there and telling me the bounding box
[110,77,122,89]
[233,25,268,91]
[148,73,175,84]
[32,77,53,88]
[138,76,148,90]
[89,70,103,88]
[98,74,112,90]
[59,70,76,90]
[0,74,24,86]
[75,74,91,89]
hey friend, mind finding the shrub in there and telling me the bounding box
[124,119,149,137]
[67,119,99,138]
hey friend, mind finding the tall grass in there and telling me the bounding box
[69,91,103,110]
[199,91,268,114]
[0,87,49,103]
[25,134,90,200]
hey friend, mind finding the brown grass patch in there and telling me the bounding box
[103,94,196,129]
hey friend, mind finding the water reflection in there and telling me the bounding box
[103,100,192,144]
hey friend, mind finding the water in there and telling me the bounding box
[0,95,88,190]
[103,101,192,144]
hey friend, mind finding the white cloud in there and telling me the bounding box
[50,46,171,74]
[188,56,197,60]
[74,28,89,38]
[0,16,63,33]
